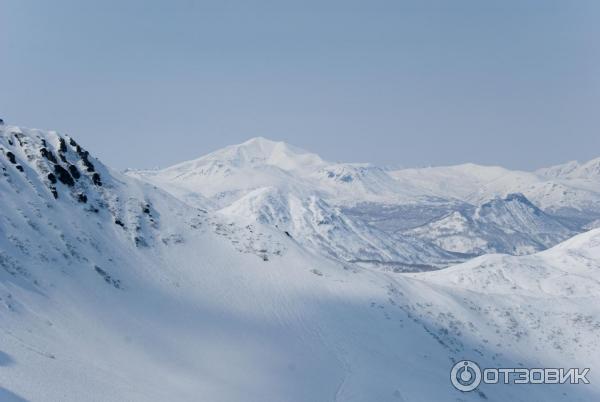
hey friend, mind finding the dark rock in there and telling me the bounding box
[40,148,58,163]
[92,173,102,186]
[47,173,57,184]
[81,157,95,173]
[58,138,67,153]
[51,188,58,199]
[5,151,16,164]
[54,164,75,186]
[73,144,95,173]
[68,164,80,179]
[13,133,24,147]
[16,165,23,172]
[115,219,125,228]
[94,266,121,289]
[77,193,88,203]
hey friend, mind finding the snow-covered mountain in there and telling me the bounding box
[537,157,600,181]
[2,125,600,401]
[390,161,600,221]
[131,137,427,207]
[219,186,464,271]
[0,127,600,401]
[406,193,576,255]
[135,137,325,206]
[131,138,468,270]
[134,137,599,268]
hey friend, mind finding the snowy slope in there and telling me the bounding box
[1,125,600,401]
[537,157,600,181]
[134,138,600,268]
[219,186,464,271]
[389,163,513,201]
[132,138,465,270]
[130,137,435,207]
[132,137,326,206]
[390,161,600,220]
[406,193,576,255]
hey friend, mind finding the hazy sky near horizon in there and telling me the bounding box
[1,0,599,170]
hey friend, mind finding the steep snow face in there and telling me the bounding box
[2,126,600,401]
[0,125,205,253]
[407,194,575,255]
[220,187,463,271]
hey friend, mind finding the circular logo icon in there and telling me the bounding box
[450,360,482,392]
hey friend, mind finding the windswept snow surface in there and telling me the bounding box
[1,126,600,401]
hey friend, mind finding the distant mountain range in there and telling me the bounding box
[132,136,600,270]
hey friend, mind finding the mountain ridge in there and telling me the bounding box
[132,136,600,267]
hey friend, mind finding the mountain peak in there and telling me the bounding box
[239,136,281,147]
[479,192,538,212]
[171,137,326,173]
[228,136,308,158]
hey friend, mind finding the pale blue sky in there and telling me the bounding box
[1,0,599,170]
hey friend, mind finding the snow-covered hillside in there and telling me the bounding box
[390,161,600,220]
[219,186,464,271]
[537,157,600,181]
[133,137,599,268]
[406,193,576,255]
[131,138,469,270]
[2,125,600,401]
[130,137,427,207]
